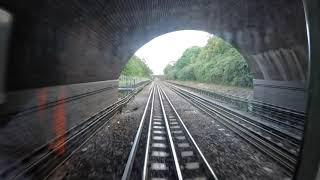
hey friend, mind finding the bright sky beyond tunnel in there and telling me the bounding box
[135,30,212,75]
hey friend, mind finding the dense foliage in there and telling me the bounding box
[164,36,253,87]
[121,55,153,77]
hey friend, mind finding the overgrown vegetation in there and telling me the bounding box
[164,36,253,87]
[121,55,153,77]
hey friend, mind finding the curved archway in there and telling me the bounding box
[124,30,253,88]
[2,0,307,90]
[113,15,308,83]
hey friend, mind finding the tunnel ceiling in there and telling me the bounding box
[1,0,308,91]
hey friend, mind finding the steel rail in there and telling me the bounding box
[166,81,305,126]
[123,83,219,179]
[3,84,118,118]
[0,82,150,177]
[159,85,219,180]
[142,83,155,180]
[176,90,296,172]
[168,83,301,147]
[249,103,305,128]
[166,83,297,173]
[121,85,154,180]
[250,110,304,131]
[42,112,119,180]
[42,84,148,179]
[178,88,301,147]
[1,83,145,180]
[157,85,183,180]
[167,81,306,116]
[14,89,137,179]
[170,85,299,154]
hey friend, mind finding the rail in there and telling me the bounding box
[0,82,148,180]
[122,83,218,179]
[165,82,299,174]
[166,81,305,130]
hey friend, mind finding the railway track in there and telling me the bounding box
[2,84,119,119]
[1,80,301,179]
[0,83,147,180]
[164,82,299,174]
[166,81,305,132]
[249,100,305,128]
[122,84,218,180]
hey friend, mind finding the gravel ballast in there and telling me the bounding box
[161,85,291,180]
[50,83,291,179]
[50,84,153,179]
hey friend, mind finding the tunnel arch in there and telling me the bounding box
[105,10,308,83]
[119,30,253,78]
[1,0,308,111]
[122,30,253,83]
[1,0,308,89]
[118,22,307,85]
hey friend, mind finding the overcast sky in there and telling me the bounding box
[135,30,212,75]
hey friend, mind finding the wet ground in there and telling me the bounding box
[50,83,290,180]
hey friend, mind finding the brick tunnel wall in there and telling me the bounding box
[0,0,308,90]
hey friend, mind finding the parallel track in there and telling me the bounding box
[166,81,305,131]
[122,84,218,180]
[165,83,298,174]
[0,83,147,180]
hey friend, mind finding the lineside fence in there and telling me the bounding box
[119,76,151,89]
[118,76,151,97]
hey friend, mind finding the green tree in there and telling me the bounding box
[121,56,153,77]
[175,46,201,70]
[163,36,253,87]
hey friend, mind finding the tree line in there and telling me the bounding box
[164,36,253,87]
[121,55,153,77]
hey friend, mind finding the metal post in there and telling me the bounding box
[295,0,320,179]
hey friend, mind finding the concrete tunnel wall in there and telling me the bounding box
[0,0,309,167]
